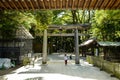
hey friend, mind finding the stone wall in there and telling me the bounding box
[87,56,120,79]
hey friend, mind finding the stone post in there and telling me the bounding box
[42,29,47,64]
[74,29,80,64]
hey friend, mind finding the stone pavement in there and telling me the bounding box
[2,53,119,80]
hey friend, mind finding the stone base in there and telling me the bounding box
[75,62,80,64]
[42,61,47,64]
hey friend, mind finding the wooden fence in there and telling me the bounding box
[86,56,120,79]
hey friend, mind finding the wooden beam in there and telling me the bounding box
[56,0,60,9]
[83,0,88,10]
[0,0,120,10]
[100,0,109,9]
[89,0,95,9]
[98,0,104,9]
[66,0,68,9]
[82,0,85,10]
[53,0,56,9]
[41,0,45,9]
[11,0,18,10]
[77,0,80,8]
[110,0,117,9]
[96,0,103,10]
[29,0,34,10]
[34,0,40,9]
[105,0,114,9]
[95,0,103,9]
[85,0,90,9]
[88,0,92,9]
[38,33,89,37]
[50,0,53,9]
[115,0,120,9]
[99,0,104,9]
[22,0,29,10]
[72,0,75,9]
[49,24,90,30]
[6,0,12,9]
[0,1,7,9]
[60,0,62,9]
[47,0,50,9]
[99,0,105,9]
[48,27,89,30]
[118,3,120,9]
[17,0,24,10]
[78,0,83,9]
[93,0,98,10]
[86,0,91,9]
[104,0,110,9]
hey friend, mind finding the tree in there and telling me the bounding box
[91,10,120,41]
[0,11,19,39]
[30,10,53,36]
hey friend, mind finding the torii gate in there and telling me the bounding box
[0,0,119,64]
[42,24,90,64]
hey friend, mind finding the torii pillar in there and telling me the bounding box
[75,28,80,64]
[42,29,47,64]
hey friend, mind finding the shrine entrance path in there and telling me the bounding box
[4,53,119,80]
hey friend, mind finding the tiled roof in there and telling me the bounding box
[98,42,120,47]
[80,39,120,47]
[15,26,34,39]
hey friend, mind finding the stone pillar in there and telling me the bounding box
[42,29,47,64]
[74,29,80,64]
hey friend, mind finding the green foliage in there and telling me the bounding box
[0,10,38,39]
[52,10,93,25]
[30,10,53,37]
[33,10,53,25]
[52,10,71,24]
[91,10,120,41]
[0,10,53,39]
[0,11,19,39]
[19,12,36,29]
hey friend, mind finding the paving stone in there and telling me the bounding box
[3,54,119,80]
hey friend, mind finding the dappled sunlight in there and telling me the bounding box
[2,53,119,80]
[5,73,97,80]
[4,62,118,80]
[10,64,42,74]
